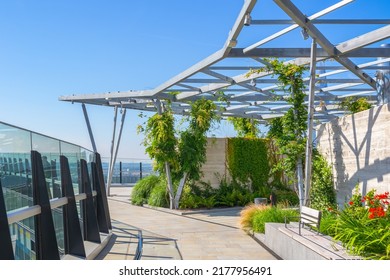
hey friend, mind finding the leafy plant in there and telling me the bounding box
[131,175,161,205]
[309,150,337,211]
[147,183,169,208]
[139,98,219,209]
[322,187,390,260]
[251,206,299,233]
[227,117,261,138]
[239,204,269,232]
[339,97,372,114]
[250,58,308,207]
[227,137,270,194]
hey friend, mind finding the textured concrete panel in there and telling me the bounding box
[199,138,230,188]
[316,103,390,206]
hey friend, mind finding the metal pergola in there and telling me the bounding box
[59,0,390,199]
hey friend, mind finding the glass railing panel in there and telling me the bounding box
[0,123,33,210]
[60,141,82,195]
[52,206,65,257]
[31,133,61,199]
[10,216,36,260]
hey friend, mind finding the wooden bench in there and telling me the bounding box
[285,206,322,235]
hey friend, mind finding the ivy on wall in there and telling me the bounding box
[227,138,270,194]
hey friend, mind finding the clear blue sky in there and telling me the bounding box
[1,0,389,159]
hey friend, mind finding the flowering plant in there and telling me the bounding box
[362,190,389,219]
[320,186,390,259]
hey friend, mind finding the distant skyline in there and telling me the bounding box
[1,0,389,159]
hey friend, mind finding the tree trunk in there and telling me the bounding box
[174,172,188,210]
[165,162,175,209]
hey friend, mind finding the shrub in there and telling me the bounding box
[252,207,299,233]
[131,175,161,205]
[147,182,169,208]
[239,204,299,233]
[239,204,269,232]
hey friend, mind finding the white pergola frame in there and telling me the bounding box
[59,0,390,199]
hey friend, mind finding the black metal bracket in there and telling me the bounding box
[31,150,60,260]
[80,159,101,243]
[60,155,86,258]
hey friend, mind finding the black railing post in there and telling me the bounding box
[31,150,60,260]
[94,153,112,230]
[139,162,142,180]
[80,159,101,243]
[92,161,109,234]
[0,179,15,260]
[60,156,86,258]
[119,161,122,184]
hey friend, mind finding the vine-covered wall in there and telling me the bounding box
[227,138,270,193]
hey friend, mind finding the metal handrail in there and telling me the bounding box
[134,230,143,260]
[6,191,97,225]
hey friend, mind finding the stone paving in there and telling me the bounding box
[98,187,277,260]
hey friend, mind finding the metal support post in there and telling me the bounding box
[107,108,127,196]
[82,104,97,153]
[304,39,317,206]
[107,106,118,196]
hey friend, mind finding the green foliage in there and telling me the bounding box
[139,98,219,208]
[179,184,217,209]
[273,187,299,207]
[322,187,390,260]
[251,206,299,233]
[147,183,169,208]
[309,151,337,211]
[178,98,217,181]
[131,175,161,206]
[227,117,260,138]
[227,138,270,194]
[143,109,178,174]
[256,59,308,183]
[339,97,372,114]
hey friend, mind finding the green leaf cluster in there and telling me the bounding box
[339,97,372,114]
[227,117,260,138]
[309,151,337,211]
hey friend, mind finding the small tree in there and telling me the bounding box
[140,98,218,209]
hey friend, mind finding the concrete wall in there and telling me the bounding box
[316,103,390,206]
[199,138,229,188]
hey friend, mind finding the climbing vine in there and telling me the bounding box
[249,58,308,206]
[227,137,270,195]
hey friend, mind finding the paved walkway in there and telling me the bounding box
[97,187,278,260]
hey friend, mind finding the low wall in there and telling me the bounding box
[316,103,390,205]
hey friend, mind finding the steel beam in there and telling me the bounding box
[274,0,376,89]
[229,48,390,58]
[82,104,97,153]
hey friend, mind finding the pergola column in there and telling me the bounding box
[304,39,317,205]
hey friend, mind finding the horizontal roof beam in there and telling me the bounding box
[229,48,390,58]
[250,19,390,25]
